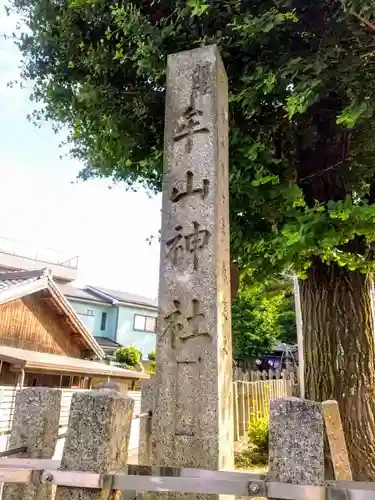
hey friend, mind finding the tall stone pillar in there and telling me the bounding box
[152,44,233,478]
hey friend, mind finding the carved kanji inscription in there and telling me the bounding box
[161,299,211,348]
[166,221,211,270]
[220,216,226,235]
[171,171,209,203]
[162,299,184,349]
[173,95,209,153]
[192,62,211,96]
[222,260,229,284]
[222,298,229,321]
[219,108,227,148]
[182,299,208,341]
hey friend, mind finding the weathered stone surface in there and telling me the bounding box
[268,398,325,486]
[149,44,233,500]
[2,387,61,500]
[138,379,155,465]
[93,381,121,391]
[55,390,134,500]
[322,400,352,480]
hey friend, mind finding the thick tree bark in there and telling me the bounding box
[300,259,375,480]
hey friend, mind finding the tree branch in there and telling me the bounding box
[351,11,375,31]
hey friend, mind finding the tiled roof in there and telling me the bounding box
[0,269,49,291]
[95,337,121,349]
[87,286,158,309]
[0,268,104,359]
[57,281,157,310]
[57,283,111,303]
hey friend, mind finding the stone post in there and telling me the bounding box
[2,387,61,500]
[55,390,134,500]
[138,380,155,465]
[268,398,325,488]
[152,43,233,485]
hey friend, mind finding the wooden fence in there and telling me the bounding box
[233,376,294,441]
[233,365,298,382]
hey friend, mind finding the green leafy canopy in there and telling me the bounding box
[9,0,375,279]
[232,273,296,360]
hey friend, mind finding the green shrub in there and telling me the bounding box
[235,416,269,470]
[115,345,142,366]
[146,360,156,374]
[148,349,156,361]
[247,416,269,464]
[248,416,269,452]
[234,444,254,469]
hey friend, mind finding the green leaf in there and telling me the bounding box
[187,0,209,17]
[337,100,374,128]
[252,174,279,186]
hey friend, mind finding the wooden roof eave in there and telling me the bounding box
[0,271,104,360]
[46,279,104,360]
[9,362,144,378]
[0,278,49,306]
[0,347,150,379]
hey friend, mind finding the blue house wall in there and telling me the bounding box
[64,286,158,359]
[116,305,157,359]
[68,300,117,341]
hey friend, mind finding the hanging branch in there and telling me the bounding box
[352,10,375,31]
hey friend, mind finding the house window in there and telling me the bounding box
[134,314,145,331]
[101,312,107,331]
[145,316,156,332]
[134,314,156,333]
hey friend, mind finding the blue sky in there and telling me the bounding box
[0,2,161,298]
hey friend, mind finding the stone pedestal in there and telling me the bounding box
[56,390,134,500]
[268,398,325,487]
[150,45,233,500]
[2,388,61,500]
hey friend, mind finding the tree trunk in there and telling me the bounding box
[299,259,375,480]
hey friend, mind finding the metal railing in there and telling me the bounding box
[0,236,79,270]
[0,461,371,500]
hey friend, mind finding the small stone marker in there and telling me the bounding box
[322,400,352,480]
[2,387,61,500]
[268,398,325,487]
[151,44,234,494]
[55,390,134,500]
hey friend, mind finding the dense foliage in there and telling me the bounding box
[232,276,296,360]
[148,349,156,361]
[9,0,375,278]
[146,360,156,374]
[115,345,141,366]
